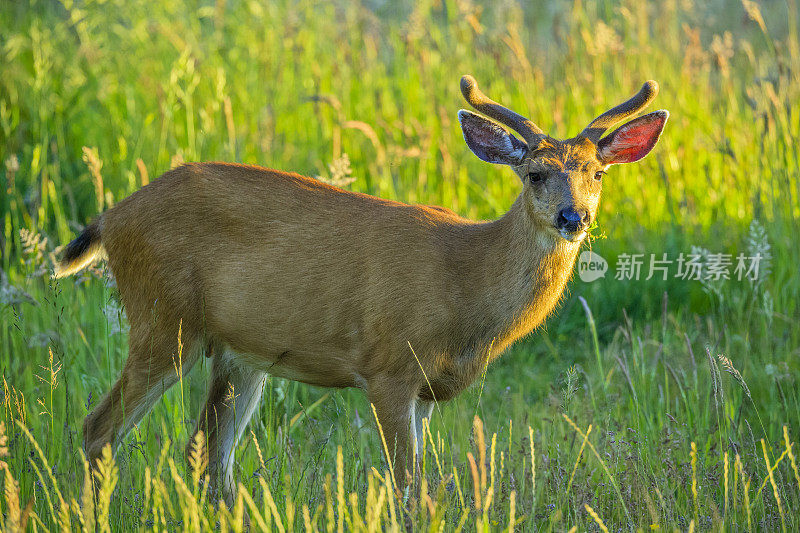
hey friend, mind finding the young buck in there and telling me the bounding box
[55,75,667,499]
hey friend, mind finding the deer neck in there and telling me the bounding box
[453,195,582,358]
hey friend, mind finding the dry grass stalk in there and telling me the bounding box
[784,426,800,494]
[467,452,481,510]
[81,146,104,212]
[584,504,609,533]
[761,439,786,532]
[737,454,753,533]
[136,158,149,186]
[473,415,487,491]
[336,446,345,533]
[691,441,699,523]
[717,354,752,400]
[529,425,536,512]
[94,444,118,533]
[723,451,729,521]
[565,424,593,502]
[507,490,516,532]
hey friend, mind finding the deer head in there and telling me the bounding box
[458,75,668,242]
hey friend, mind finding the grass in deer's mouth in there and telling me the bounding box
[559,228,587,242]
[2,0,800,530]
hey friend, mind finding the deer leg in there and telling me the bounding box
[190,350,266,506]
[413,399,435,458]
[83,322,199,467]
[368,379,419,491]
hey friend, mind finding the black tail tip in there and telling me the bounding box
[61,224,99,264]
[54,220,102,278]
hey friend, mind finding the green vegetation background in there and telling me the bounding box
[1,0,799,530]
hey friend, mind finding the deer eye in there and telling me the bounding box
[528,171,546,183]
[594,170,606,181]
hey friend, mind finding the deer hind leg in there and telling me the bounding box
[83,320,200,467]
[413,399,435,458]
[190,350,266,506]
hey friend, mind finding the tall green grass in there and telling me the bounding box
[1,0,800,530]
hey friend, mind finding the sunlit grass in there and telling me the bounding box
[2,413,800,530]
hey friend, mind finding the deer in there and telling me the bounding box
[54,75,667,503]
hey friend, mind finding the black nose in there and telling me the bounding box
[556,207,589,232]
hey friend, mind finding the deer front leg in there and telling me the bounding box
[190,351,266,507]
[368,379,418,491]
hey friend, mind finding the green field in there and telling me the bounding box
[2,0,800,530]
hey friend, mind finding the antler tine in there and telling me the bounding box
[460,75,544,146]
[580,81,659,143]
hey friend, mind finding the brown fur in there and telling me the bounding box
[56,79,666,498]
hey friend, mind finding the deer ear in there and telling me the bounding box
[458,110,527,166]
[597,110,668,164]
